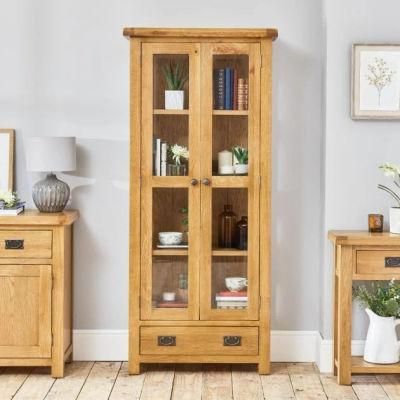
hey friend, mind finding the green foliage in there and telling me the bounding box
[232,146,248,165]
[353,280,400,317]
[163,62,188,90]
[180,207,188,228]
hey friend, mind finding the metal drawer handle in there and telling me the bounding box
[385,257,400,267]
[223,336,241,346]
[5,239,24,250]
[158,336,176,346]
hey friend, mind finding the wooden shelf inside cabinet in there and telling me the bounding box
[212,248,248,257]
[153,109,189,115]
[212,110,248,116]
[211,176,249,188]
[352,356,400,374]
[152,249,188,256]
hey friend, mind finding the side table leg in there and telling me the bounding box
[337,245,352,385]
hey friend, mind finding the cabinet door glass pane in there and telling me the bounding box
[212,188,248,310]
[152,188,189,310]
[212,55,249,177]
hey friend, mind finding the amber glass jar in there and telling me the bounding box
[236,216,248,250]
[218,204,237,248]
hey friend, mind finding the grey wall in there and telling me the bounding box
[0,0,324,330]
[321,0,400,339]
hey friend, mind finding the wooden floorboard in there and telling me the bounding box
[76,361,121,400]
[7,362,400,399]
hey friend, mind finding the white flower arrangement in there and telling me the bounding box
[378,163,400,207]
[0,190,20,209]
[169,144,189,165]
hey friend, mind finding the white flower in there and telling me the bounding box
[170,144,189,165]
[379,163,400,178]
[0,190,17,207]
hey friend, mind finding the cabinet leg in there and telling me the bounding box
[128,360,141,375]
[258,361,270,375]
[51,361,65,378]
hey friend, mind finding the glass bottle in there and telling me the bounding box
[236,216,248,250]
[178,273,188,303]
[218,204,237,248]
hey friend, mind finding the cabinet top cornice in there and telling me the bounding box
[123,27,278,40]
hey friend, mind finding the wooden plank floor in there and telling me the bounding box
[1,362,399,399]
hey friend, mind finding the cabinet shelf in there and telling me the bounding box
[153,109,189,115]
[213,110,248,116]
[152,249,188,256]
[351,356,400,373]
[212,248,248,257]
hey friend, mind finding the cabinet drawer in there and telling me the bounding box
[356,250,400,275]
[0,231,52,259]
[140,326,258,356]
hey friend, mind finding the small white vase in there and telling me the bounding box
[390,207,400,234]
[234,164,248,175]
[165,90,184,110]
[364,308,400,364]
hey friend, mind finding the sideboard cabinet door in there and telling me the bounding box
[0,264,52,358]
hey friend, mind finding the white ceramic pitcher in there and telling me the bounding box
[364,308,400,364]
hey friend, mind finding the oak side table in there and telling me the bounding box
[329,230,400,385]
[0,210,79,377]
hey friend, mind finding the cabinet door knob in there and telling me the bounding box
[190,178,199,186]
[202,178,211,186]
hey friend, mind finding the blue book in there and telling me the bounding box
[224,68,232,110]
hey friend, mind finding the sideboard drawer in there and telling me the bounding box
[140,326,258,356]
[356,250,400,275]
[0,231,52,259]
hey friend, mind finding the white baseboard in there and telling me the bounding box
[72,329,365,373]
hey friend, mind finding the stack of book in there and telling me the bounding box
[214,68,248,111]
[0,202,25,216]
[153,138,168,176]
[215,291,248,310]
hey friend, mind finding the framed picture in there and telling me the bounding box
[352,44,400,119]
[0,129,15,191]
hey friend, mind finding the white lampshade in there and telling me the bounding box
[26,136,76,172]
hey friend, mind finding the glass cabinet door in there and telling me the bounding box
[140,43,200,320]
[200,43,261,320]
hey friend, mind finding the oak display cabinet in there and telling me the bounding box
[124,27,277,374]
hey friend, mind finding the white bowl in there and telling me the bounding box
[162,292,176,301]
[159,232,183,246]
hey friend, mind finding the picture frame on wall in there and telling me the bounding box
[0,129,15,191]
[352,44,400,119]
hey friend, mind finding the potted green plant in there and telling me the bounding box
[353,280,400,364]
[378,163,400,233]
[232,146,248,175]
[163,62,188,110]
[167,144,189,176]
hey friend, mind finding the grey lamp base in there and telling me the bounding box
[32,173,70,213]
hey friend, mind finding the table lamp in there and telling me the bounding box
[26,136,76,212]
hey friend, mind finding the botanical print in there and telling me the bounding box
[359,50,400,111]
[0,133,11,191]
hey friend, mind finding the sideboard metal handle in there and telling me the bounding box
[223,336,241,346]
[385,257,400,267]
[158,336,176,346]
[5,239,24,250]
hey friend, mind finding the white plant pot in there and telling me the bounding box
[364,308,400,364]
[165,90,184,110]
[390,207,400,234]
[234,164,248,175]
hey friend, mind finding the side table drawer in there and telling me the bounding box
[140,326,258,356]
[356,250,400,275]
[0,231,52,259]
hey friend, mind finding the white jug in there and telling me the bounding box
[364,308,400,364]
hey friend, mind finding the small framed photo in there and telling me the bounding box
[352,44,400,119]
[0,129,15,191]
